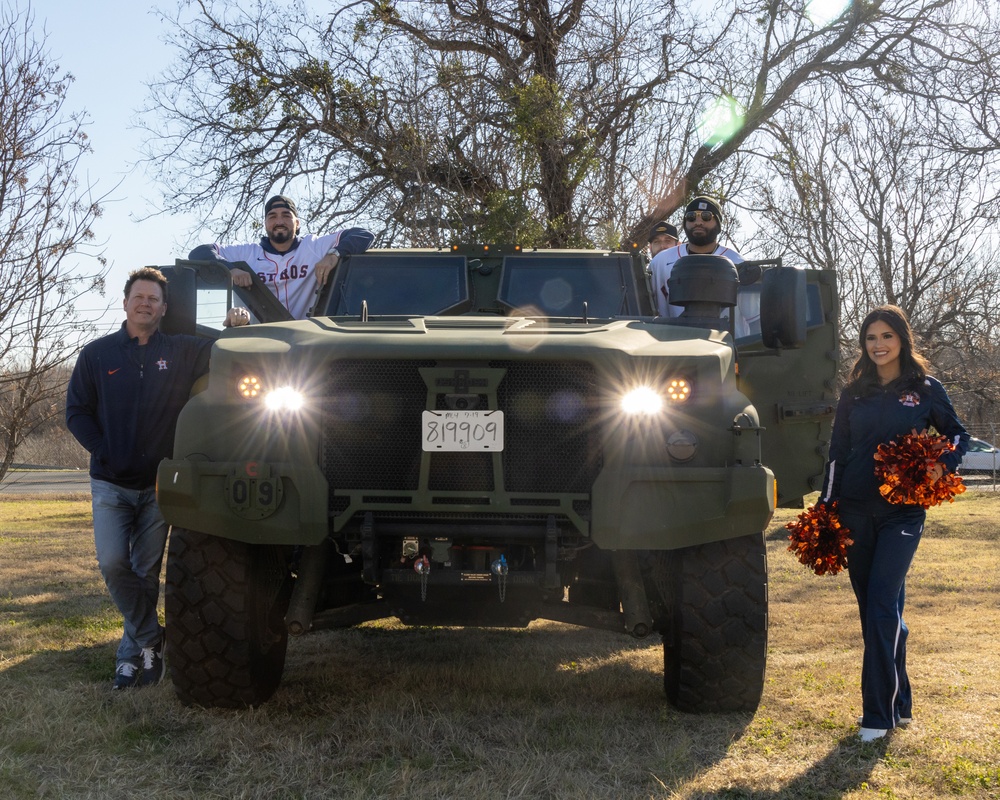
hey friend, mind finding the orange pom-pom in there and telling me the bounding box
[874,429,966,508]
[786,501,854,576]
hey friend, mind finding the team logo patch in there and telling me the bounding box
[157,358,169,371]
[899,391,920,407]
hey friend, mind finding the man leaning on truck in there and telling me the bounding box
[66,268,243,690]
[189,195,374,321]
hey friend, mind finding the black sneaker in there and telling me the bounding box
[138,638,166,687]
[112,660,141,690]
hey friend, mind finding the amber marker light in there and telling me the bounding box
[666,378,691,402]
[237,375,263,399]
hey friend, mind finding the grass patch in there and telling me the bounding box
[1,492,998,798]
[0,493,92,535]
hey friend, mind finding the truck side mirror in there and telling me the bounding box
[760,267,807,349]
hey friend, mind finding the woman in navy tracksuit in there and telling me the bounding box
[820,305,968,742]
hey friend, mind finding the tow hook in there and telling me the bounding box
[491,555,508,602]
[414,555,430,601]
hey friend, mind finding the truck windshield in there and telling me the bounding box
[498,255,635,317]
[323,254,471,316]
[318,251,641,318]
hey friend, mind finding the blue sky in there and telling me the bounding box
[30,0,201,331]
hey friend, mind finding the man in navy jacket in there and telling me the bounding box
[66,267,231,689]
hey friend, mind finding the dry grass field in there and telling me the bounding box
[1,490,998,800]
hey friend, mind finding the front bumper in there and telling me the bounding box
[157,457,773,550]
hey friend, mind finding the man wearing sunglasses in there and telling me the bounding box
[649,196,752,333]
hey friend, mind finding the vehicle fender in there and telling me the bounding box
[589,464,775,549]
[156,458,328,545]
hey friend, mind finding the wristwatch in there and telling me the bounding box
[326,246,340,259]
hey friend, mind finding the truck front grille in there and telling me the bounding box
[494,360,600,493]
[320,359,602,498]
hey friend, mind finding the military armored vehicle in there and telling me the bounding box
[156,245,838,711]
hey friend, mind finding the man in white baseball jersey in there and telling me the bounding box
[189,195,374,320]
[649,196,758,335]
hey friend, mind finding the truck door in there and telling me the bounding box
[160,259,293,337]
[736,269,840,506]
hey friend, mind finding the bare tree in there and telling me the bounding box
[142,0,997,248]
[144,0,666,246]
[0,5,107,482]
[749,80,1000,424]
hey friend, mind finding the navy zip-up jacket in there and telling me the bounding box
[66,324,212,490]
[820,375,969,513]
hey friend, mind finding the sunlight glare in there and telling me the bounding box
[697,95,745,149]
[806,0,851,27]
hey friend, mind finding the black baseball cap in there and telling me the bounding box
[264,195,298,216]
[648,221,679,241]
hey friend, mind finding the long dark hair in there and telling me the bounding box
[847,305,929,393]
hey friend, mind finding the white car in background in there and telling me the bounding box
[959,437,999,473]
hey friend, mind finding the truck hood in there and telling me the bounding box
[215,316,735,362]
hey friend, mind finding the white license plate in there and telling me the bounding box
[422,410,504,451]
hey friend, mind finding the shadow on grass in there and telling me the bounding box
[0,640,119,691]
[3,625,756,798]
[689,732,890,800]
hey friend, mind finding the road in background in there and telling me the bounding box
[0,470,90,495]
[0,469,996,497]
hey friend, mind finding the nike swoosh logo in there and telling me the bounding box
[901,531,914,537]
[107,368,121,375]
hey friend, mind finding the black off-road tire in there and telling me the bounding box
[165,528,291,708]
[661,532,768,713]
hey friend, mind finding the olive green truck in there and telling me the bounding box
[156,245,838,711]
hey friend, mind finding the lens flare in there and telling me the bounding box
[621,386,663,415]
[697,95,745,149]
[264,387,305,412]
[806,0,851,26]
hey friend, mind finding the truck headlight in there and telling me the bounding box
[621,379,692,415]
[621,386,664,415]
[264,387,305,412]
